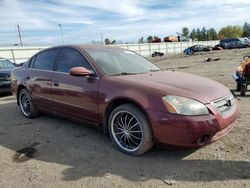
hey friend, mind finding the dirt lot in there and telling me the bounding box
[0,48,249,188]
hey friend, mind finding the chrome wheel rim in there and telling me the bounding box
[19,92,31,116]
[111,111,143,152]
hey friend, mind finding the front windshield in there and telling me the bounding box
[0,59,14,69]
[85,48,160,75]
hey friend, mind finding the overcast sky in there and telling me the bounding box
[0,0,249,45]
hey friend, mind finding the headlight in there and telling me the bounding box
[162,96,209,116]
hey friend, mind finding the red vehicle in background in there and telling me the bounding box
[164,36,179,42]
[152,37,161,43]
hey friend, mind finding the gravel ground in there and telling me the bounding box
[0,48,249,188]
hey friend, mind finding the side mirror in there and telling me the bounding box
[69,67,94,77]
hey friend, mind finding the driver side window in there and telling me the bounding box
[56,48,94,73]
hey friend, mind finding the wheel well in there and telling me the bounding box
[17,85,26,105]
[103,99,150,135]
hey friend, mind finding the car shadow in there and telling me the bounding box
[0,99,249,183]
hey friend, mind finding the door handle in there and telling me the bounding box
[53,80,59,86]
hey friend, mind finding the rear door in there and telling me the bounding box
[25,48,59,110]
[51,47,99,123]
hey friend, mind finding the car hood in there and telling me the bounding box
[115,71,230,104]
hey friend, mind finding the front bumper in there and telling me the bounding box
[147,101,240,147]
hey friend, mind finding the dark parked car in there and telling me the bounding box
[0,57,15,94]
[11,45,240,155]
[184,45,212,54]
[220,38,241,48]
[224,41,250,49]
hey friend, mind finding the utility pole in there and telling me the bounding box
[17,25,23,47]
[58,24,64,44]
[100,33,104,45]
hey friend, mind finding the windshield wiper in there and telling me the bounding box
[111,70,160,76]
[149,69,160,72]
[111,72,137,76]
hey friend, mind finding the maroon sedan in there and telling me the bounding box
[11,45,240,155]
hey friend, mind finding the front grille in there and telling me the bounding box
[211,94,236,115]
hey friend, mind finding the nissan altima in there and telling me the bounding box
[11,45,240,155]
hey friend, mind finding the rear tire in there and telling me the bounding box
[108,104,153,156]
[18,89,39,118]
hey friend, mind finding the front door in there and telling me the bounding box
[51,47,99,123]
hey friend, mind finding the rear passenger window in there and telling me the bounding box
[56,48,93,73]
[33,49,58,71]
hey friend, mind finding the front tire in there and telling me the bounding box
[108,104,153,156]
[18,89,39,118]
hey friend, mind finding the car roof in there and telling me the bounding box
[44,44,122,51]
[35,45,125,57]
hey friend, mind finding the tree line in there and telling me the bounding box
[187,22,250,41]
[104,22,250,44]
[140,22,250,43]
